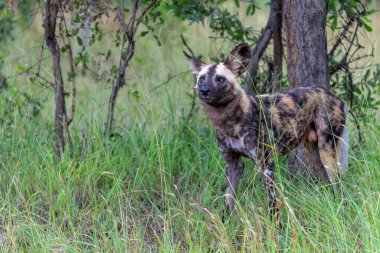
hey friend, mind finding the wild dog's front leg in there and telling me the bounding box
[257,155,278,218]
[221,151,244,212]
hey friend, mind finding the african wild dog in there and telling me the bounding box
[184,43,349,217]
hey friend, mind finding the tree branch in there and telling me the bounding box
[134,0,158,30]
[245,0,280,94]
[60,6,76,127]
[103,0,158,141]
[181,34,195,57]
[328,1,367,75]
[272,0,283,81]
[329,23,359,75]
[150,71,190,92]
[180,34,198,124]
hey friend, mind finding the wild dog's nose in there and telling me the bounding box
[200,86,210,96]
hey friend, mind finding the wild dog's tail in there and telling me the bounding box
[339,103,349,172]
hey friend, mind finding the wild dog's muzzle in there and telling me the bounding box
[199,85,211,97]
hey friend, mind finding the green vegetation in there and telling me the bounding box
[1,87,379,251]
[0,0,379,252]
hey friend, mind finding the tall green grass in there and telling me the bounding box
[0,95,379,252]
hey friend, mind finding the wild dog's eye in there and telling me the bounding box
[216,75,226,83]
[198,75,205,83]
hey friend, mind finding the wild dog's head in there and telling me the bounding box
[184,43,251,106]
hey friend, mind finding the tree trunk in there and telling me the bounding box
[103,0,158,142]
[45,0,66,160]
[284,0,329,88]
[245,0,281,95]
[272,0,283,85]
[103,28,136,140]
[283,0,329,177]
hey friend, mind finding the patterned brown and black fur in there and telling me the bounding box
[184,43,349,218]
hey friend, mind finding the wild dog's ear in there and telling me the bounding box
[183,51,205,75]
[224,43,251,77]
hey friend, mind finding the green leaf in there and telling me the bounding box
[15,64,26,72]
[29,77,36,85]
[332,16,337,31]
[130,90,141,102]
[246,5,252,16]
[153,34,161,46]
[82,52,90,64]
[365,9,376,16]
[158,0,166,13]
[106,49,112,60]
[327,0,336,12]
[363,22,373,32]
[97,31,103,41]
[72,28,79,36]
[73,13,81,23]
[140,31,149,37]
[77,36,83,46]
[74,56,81,66]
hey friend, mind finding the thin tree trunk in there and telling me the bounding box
[283,0,329,177]
[61,9,76,127]
[103,0,138,141]
[245,0,281,95]
[103,33,135,140]
[103,0,158,141]
[45,0,66,160]
[272,0,283,85]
